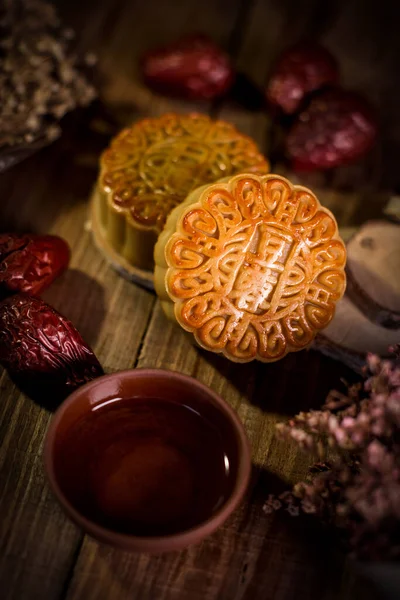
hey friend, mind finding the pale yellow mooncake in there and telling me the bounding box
[154,173,347,363]
[95,113,269,272]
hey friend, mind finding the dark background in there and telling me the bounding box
[56,0,400,190]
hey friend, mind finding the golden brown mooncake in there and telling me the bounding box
[95,113,269,272]
[154,173,347,363]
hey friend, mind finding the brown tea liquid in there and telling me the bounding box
[54,397,232,536]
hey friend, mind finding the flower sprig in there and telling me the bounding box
[264,347,400,561]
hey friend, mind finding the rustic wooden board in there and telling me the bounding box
[0,145,155,600]
[0,0,395,598]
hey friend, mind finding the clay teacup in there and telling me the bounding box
[44,369,251,553]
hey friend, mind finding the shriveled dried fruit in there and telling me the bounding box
[286,89,378,171]
[0,233,70,300]
[0,294,103,403]
[141,34,234,100]
[266,42,339,115]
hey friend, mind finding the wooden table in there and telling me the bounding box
[1,0,397,598]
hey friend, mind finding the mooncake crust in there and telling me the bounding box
[154,173,346,363]
[97,114,269,271]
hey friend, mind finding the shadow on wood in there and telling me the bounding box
[66,465,355,600]
[199,347,360,416]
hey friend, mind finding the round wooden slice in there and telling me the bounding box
[88,189,155,292]
[319,293,400,359]
[312,334,366,373]
[383,195,400,223]
[345,220,400,329]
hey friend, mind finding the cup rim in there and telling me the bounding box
[44,368,251,553]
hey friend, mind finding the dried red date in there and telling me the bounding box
[0,294,103,403]
[266,42,339,115]
[286,89,378,171]
[0,233,70,300]
[141,34,234,100]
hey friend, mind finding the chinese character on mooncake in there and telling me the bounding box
[154,174,346,363]
[94,114,269,272]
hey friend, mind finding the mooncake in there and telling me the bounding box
[95,113,269,272]
[154,173,346,363]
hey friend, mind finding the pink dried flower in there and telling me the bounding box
[286,505,300,517]
[350,430,366,446]
[301,498,317,514]
[328,414,339,433]
[342,416,355,429]
[266,346,400,561]
[263,503,275,515]
[366,352,380,373]
[333,427,348,445]
[263,494,284,515]
[366,440,389,470]
[268,494,282,510]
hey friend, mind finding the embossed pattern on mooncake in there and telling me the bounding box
[100,113,269,233]
[162,174,346,363]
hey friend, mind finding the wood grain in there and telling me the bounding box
[64,307,368,600]
[0,372,81,600]
[0,0,394,598]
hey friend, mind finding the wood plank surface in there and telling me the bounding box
[0,0,396,598]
